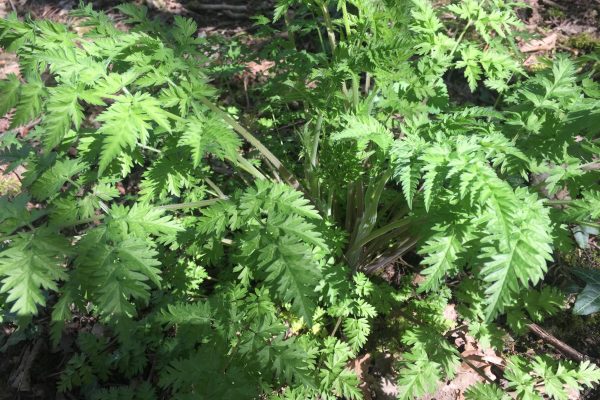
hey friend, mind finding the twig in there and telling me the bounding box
[527,323,586,362]
[461,356,497,385]
[191,3,247,12]
[9,339,43,391]
[222,10,246,19]
[581,161,600,172]
[7,0,16,13]
[541,0,566,10]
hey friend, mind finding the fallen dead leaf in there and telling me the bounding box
[444,304,458,324]
[244,60,275,79]
[412,273,426,286]
[520,32,558,52]
[351,353,374,400]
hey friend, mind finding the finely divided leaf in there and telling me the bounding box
[43,84,84,150]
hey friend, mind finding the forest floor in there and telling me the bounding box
[1,0,600,399]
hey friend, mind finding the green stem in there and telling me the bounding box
[356,217,412,249]
[448,20,472,60]
[341,0,351,39]
[284,12,296,49]
[235,154,266,180]
[318,0,349,97]
[60,215,106,227]
[198,96,301,190]
[307,115,323,202]
[577,220,600,229]
[346,170,392,268]
[311,114,323,168]
[351,73,360,111]
[137,142,162,154]
[66,178,81,190]
[157,198,224,211]
[318,0,337,53]
[0,234,19,242]
[544,199,573,205]
[205,177,226,198]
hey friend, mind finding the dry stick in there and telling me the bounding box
[581,161,600,172]
[541,0,567,10]
[527,323,586,362]
[7,0,16,13]
[191,3,247,11]
[461,356,497,385]
[9,339,43,391]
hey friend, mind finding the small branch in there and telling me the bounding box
[581,161,600,172]
[191,3,247,11]
[527,323,586,362]
[541,0,566,10]
[7,0,16,13]
[461,356,497,385]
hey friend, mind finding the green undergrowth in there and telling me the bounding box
[0,0,599,399]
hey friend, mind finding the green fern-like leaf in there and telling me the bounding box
[0,73,20,117]
[342,317,370,354]
[10,77,45,129]
[480,189,553,319]
[258,237,321,324]
[97,93,171,174]
[396,350,441,400]
[240,181,321,220]
[108,203,182,244]
[42,84,84,150]
[30,159,86,201]
[77,233,160,316]
[331,114,393,153]
[418,231,463,292]
[464,382,509,400]
[0,230,71,315]
[178,115,241,166]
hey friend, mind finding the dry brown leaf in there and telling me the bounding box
[244,60,275,79]
[443,304,458,323]
[412,273,426,286]
[520,33,558,53]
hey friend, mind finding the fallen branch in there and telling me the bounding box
[9,339,43,391]
[191,3,247,12]
[527,323,586,362]
[461,356,497,385]
[541,0,566,10]
[581,161,600,172]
